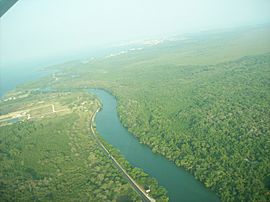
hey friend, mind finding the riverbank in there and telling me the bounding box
[90,89,219,202]
[0,91,143,201]
[89,106,156,202]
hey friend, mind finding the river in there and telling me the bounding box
[90,89,219,202]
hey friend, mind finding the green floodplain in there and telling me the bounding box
[1,25,270,201]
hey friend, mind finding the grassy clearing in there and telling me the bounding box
[0,91,169,201]
[6,25,270,201]
[0,92,141,201]
[39,26,270,201]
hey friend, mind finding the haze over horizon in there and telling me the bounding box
[1,0,270,69]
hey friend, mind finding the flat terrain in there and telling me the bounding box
[0,91,168,201]
[3,25,270,201]
[25,25,270,201]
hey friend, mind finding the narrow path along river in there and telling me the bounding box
[90,89,219,202]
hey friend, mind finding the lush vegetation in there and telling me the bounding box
[97,134,169,201]
[114,54,270,201]
[0,92,168,201]
[8,26,270,201]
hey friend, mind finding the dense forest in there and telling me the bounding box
[0,92,168,201]
[13,27,270,201]
[114,54,270,201]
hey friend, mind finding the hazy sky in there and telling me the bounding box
[1,0,270,68]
